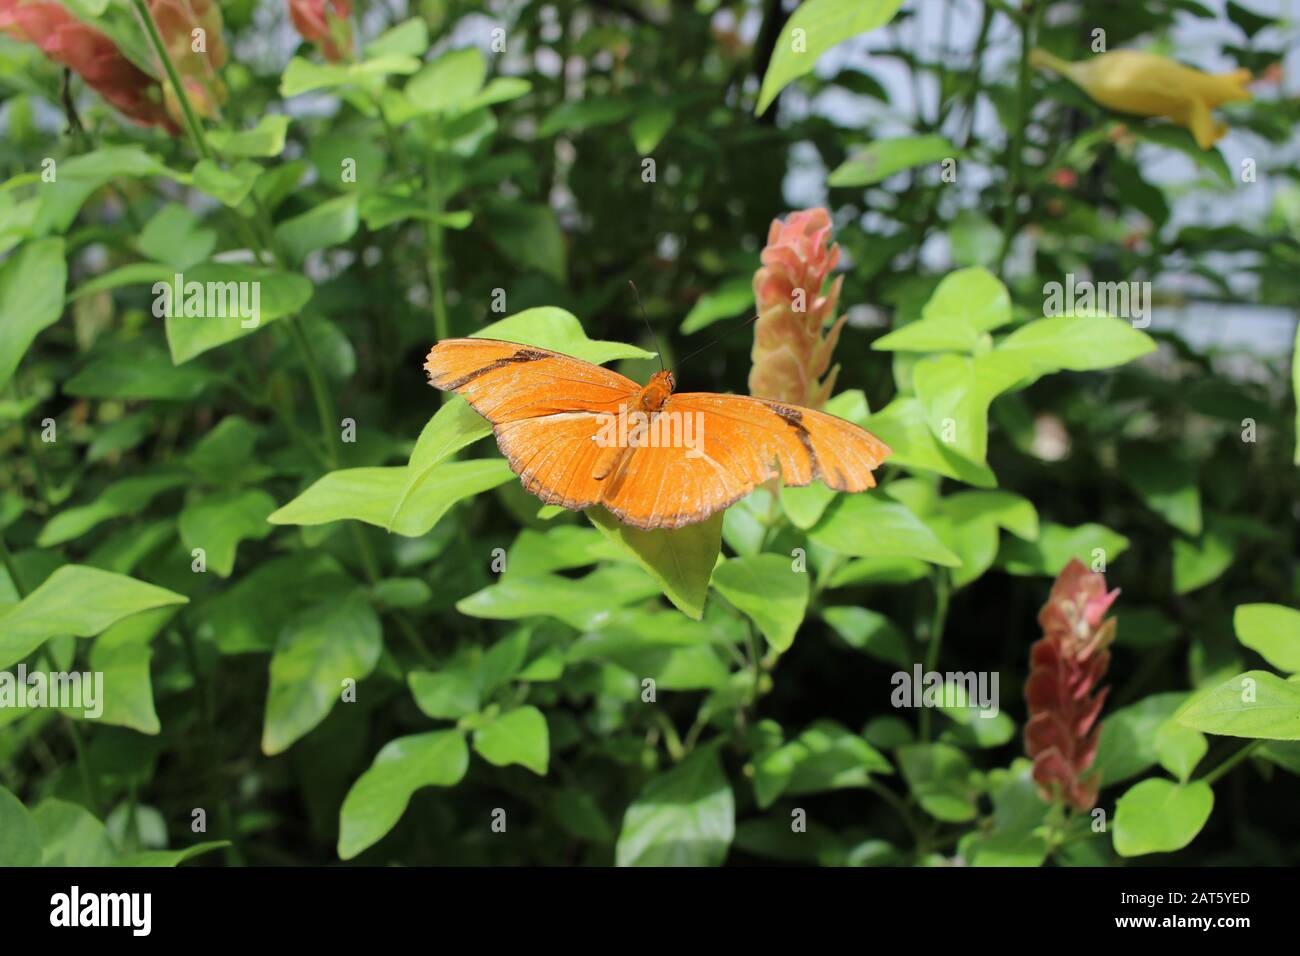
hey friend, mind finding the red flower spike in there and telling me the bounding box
[1023,558,1119,810]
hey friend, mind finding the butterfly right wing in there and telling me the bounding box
[424,337,641,511]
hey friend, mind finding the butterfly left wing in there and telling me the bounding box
[595,393,891,529]
[424,337,641,512]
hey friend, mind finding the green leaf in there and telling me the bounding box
[262,592,382,756]
[365,18,429,58]
[755,0,905,113]
[949,209,1001,268]
[710,554,808,652]
[538,97,633,137]
[967,762,1050,867]
[753,720,891,808]
[993,314,1157,376]
[1234,603,1300,673]
[821,606,910,666]
[274,194,359,263]
[473,307,654,364]
[897,742,977,822]
[616,746,734,867]
[504,525,626,576]
[827,134,955,187]
[0,785,40,866]
[191,159,262,207]
[942,490,1038,540]
[459,565,659,630]
[1172,527,1234,594]
[178,489,276,577]
[112,841,229,867]
[405,47,486,113]
[409,660,480,720]
[873,267,1011,353]
[164,265,314,363]
[137,204,216,269]
[1154,720,1208,782]
[0,565,188,671]
[207,114,291,158]
[338,730,469,859]
[1118,443,1201,536]
[269,460,514,537]
[65,346,213,400]
[473,706,549,775]
[32,799,115,866]
[912,353,991,465]
[482,202,567,282]
[281,54,421,98]
[0,238,66,390]
[864,397,995,487]
[32,147,173,235]
[1113,778,1214,857]
[1093,692,1187,788]
[997,522,1129,576]
[779,481,838,530]
[1293,315,1300,465]
[197,553,350,654]
[37,473,187,546]
[388,396,493,528]
[1176,670,1300,740]
[587,507,722,620]
[679,276,753,334]
[631,107,675,154]
[810,494,961,566]
[85,606,174,734]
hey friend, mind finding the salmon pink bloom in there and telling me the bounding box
[288,0,353,63]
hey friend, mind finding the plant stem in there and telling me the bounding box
[996,0,1040,275]
[65,718,100,815]
[1201,740,1264,786]
[130,0,211,161]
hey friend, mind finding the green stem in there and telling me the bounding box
[0,530,28,597]
[1200,740,1264,786]
[65,719,100,816]
[12,384,51,506]
[996,0,1040,275]
[130,0,211,160]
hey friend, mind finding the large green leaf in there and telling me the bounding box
[337,731,469,860]
[1176,670,1300,740]
[828,135,955,187]
[897,742,978,822]
[755,0,905,113]
[587,507,723,620]
[873,267,1011,353]
[459,564,659,631]
[753,720,891,808]
[0,238,66,390]
[32,147,174,235]
[864,397,996,487]
[1234,604,1300,673]
[1093,692,1187,788]
[268,460,514,537]
[473,706,549,775]
[37,473,188,546]
[473,307,654,364]
[482,203,567,282]
[0,785,40,866]
[263,592,383,756]
[992,314,1157,377]
[275,195,360,262]
[405,47,486,113]
[0,566,188,671]
[164,265,314,363]
[32,799,115,866]
[388,396,493,528]
[809,494,961,566]
[616,746,734,867]
[207,114,291,158]
[1118,443,1202,536]
[997,522,1129,576]
[178,489,276,577]
[710,554,809,652]
[1113,778,1213,857]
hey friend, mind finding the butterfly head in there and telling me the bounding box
[640,370,675,411]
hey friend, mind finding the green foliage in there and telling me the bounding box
[0,0,1295,869]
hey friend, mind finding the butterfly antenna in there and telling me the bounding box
[628,280,665,373]
[671,310,762,373]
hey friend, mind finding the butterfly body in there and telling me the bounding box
[425,338,890,530]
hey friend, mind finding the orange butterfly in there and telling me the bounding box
[424,338,891,530]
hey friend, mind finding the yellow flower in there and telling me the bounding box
[1030,48,1251,149]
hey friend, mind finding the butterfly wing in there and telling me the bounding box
[596,393,891,529]
[424,338,641,511]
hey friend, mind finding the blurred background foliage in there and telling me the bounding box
[0,0,1297,867]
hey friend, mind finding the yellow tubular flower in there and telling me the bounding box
[1030,48,1251,149]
